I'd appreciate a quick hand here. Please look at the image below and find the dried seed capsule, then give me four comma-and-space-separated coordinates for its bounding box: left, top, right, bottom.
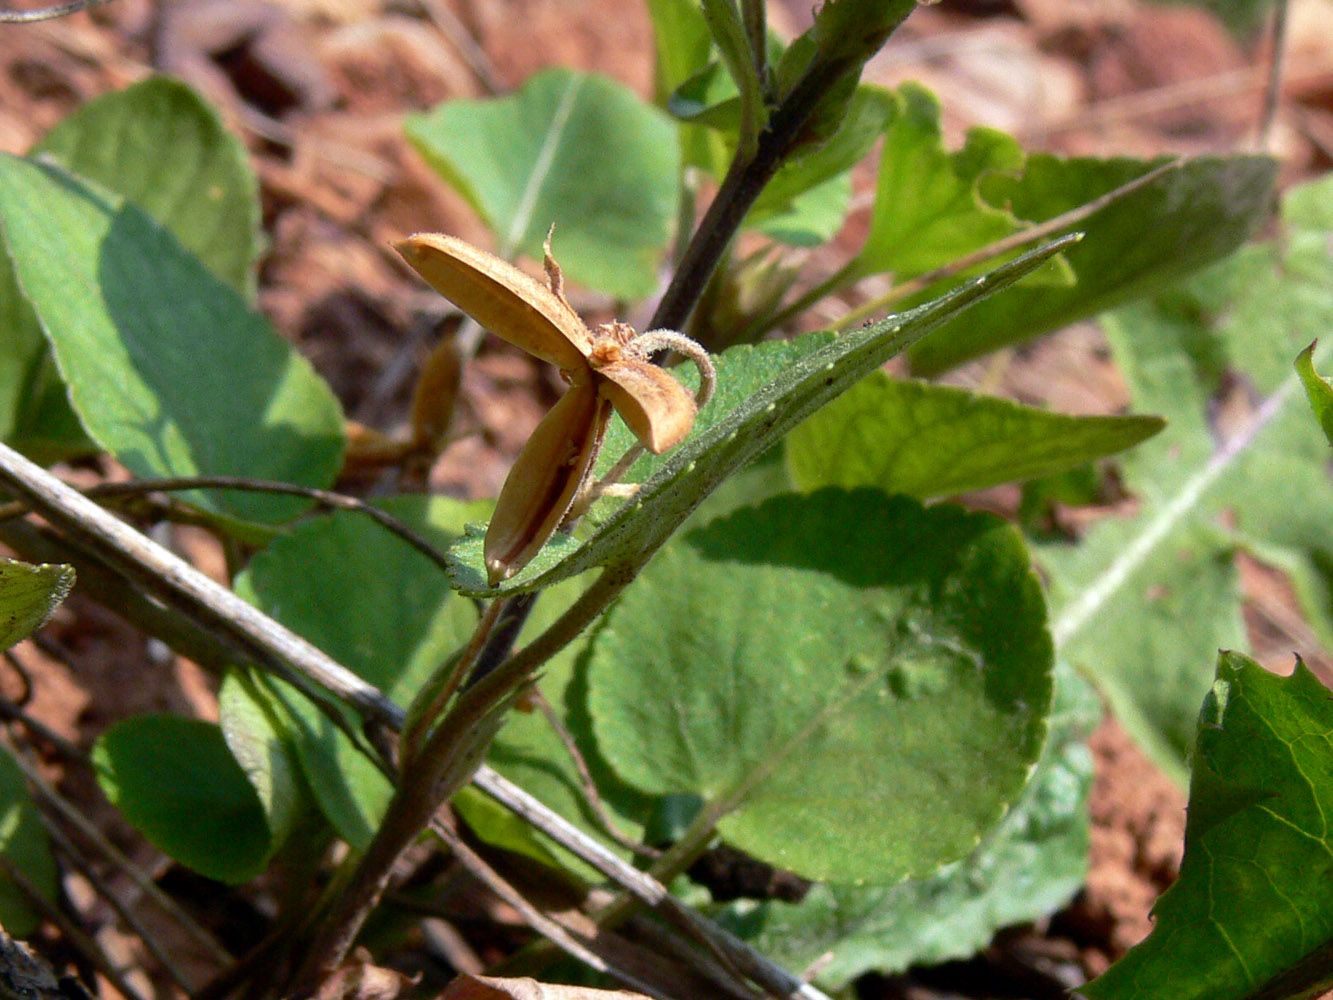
484, 383, 611, 585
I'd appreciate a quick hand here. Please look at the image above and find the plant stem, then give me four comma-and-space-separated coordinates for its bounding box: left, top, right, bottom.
291, 564, 636, 991
649, 55, 854, 334
0, 473, 455, 577
742, 0, 767, 94
402, 596, 509, 765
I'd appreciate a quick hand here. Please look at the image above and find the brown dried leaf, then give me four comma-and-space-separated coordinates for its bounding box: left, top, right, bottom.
314, 954, 416, 1000
440, 975, 652, 1000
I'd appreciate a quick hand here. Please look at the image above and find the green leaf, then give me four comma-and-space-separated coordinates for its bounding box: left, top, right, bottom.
0, 154, 345, 525
2, 77, 263, 460
721, 662, 1097, 985
234, 497, 482, 849
450, 330, 840, 595
446, 236, 1074, 596
786, 371, 1164, 499
0, 745, 58, 935
0, 557, 73, 650
588, 489, 1053, 883
218, 669, 309, 855
405, 68, 679, 300
93, 715, 271, 884
853, 83, 1026, 281
645, 0, 713, 105
910, 154, 1278, 374
800, 0, 916, 85
599, 330, 837, 484
699, 0, 765, 153
0, 246, 83, 459
749, 173, 851, 246
668, 62, 741, 130
746, 85, 895, 244
35, 76, 262, 298
1296, 341, 1333, 447
1042, 175, 1333, 784
1084, 652, 1333, 1000
646, 0, 731, 177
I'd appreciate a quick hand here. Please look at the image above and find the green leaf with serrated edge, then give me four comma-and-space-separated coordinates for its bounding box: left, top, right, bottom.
93, 716, 270, 884
599, 331, 837, 485
587, 488, 1052, 883
719, 661, 1097, 986
851, 82, 1026, 282
0, 744, 57, 935
218, 669, 309, 855
234, 496, 483, 849
910, 154, 1277, 374
0, 557, 72, 650
1041, 175, 1333, 785
786, 372, 1164, 500
445, 236, 1074, 596
35, 76, 262, 298
1296, 341, 1333, 447
0, 154, 344, 525
1084, 653, 1333, 1000
447, 331, 835, 594
405, 68, 678, 301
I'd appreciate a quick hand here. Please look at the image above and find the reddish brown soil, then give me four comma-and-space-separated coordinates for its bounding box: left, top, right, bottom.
2, 0, 1331, 997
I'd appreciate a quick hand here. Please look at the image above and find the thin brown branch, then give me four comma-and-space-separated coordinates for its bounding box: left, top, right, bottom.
0, 0, 115, 22
0, 442, 832, 1000
2, 734, 233, 965
527, 688, 660, 860
472, 769, 831, 1000
430, 818, 672, 999
0, 518, 246, 678
1258, 0, 1291, 151
0, 443, 401, 726
415, 0, 501, 94
0, 857, 148, 1000
42, 816, 202, 991
0, 473, 455, 579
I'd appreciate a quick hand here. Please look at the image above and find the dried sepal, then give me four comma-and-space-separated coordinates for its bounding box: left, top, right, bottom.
593, 357, 698, 454
395, 233, 592, 372
484, 382, 611, 585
